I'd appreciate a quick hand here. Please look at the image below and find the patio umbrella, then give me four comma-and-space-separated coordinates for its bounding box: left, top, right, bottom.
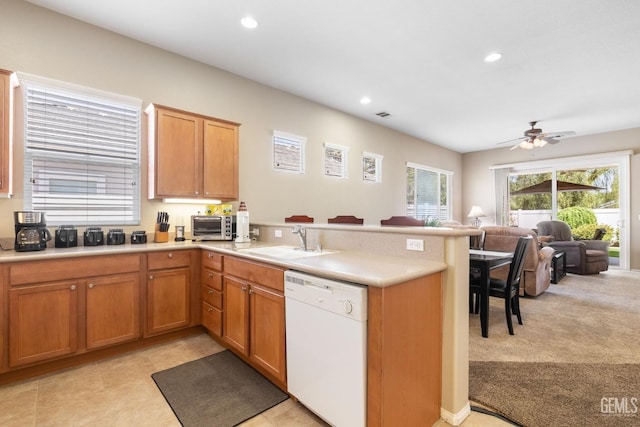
511, 179, 604, 195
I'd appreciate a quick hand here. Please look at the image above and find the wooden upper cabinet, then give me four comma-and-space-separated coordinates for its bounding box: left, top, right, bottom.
203, 119, 238, 199
146, 104, 240, 200
0, 69, 12, 195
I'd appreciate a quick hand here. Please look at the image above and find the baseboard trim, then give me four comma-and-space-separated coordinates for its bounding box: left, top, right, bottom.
440, 402, 471, 426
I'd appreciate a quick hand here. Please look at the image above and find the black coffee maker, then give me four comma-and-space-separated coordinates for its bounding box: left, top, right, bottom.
14, 211, 52, 252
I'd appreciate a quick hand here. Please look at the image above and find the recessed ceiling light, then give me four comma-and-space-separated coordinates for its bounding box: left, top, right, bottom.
484, 52, 502, 63
240, 16, 258, 29
360, 97, 371, 105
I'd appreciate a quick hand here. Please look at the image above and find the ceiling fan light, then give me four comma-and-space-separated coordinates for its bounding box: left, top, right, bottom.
539, 139, 548, 147
519, 141, 530, 149
533, 138, 543, 147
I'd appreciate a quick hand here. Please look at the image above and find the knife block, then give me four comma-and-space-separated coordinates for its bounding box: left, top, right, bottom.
154, 224, 169, 243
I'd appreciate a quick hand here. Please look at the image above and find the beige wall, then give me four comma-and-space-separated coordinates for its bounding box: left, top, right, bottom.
462, 128, 640, 269
0, 0, 462, 238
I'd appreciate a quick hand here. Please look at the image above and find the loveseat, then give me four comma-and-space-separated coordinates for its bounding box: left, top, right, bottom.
536, 220, 610, 275
480, 226, 555, 296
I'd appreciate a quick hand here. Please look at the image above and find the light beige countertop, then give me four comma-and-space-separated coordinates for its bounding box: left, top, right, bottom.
0, 240, 446, 288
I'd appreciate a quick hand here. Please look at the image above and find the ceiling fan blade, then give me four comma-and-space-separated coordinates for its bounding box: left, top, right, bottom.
497, 136, 526, 145
542, 137, 561, 145
509, 144, 521, 150
545, 130, 576, 139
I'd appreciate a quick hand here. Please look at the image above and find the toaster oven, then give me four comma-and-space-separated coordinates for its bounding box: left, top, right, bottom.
191, 215, 235, 241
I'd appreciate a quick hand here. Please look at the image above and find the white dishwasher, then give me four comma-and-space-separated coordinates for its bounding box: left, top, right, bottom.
284, 270, 367, 427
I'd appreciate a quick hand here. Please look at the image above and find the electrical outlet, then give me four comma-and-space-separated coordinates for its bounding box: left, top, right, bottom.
275, 229, 282, 238
406, 238, 424, 251
252, 228, 260, 236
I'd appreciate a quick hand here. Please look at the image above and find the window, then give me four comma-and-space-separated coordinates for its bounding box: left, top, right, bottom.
273, 130, 305, 173
362, 152, 383, 182
19, 73, 141, 225
406, 162, 452, 221
324, 142, 348, 178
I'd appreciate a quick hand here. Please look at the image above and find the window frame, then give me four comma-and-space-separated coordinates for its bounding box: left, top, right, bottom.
18, 72, 142, 226
406, 162, 452, 221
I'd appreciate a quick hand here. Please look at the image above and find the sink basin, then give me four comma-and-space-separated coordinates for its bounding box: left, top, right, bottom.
238, 245, 336, 260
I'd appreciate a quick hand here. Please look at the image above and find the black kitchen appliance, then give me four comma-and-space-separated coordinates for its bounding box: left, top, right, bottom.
14, 211, 52, 252
84, 227, 104, 246
55, 225, 78, 248
130, 230, 147, 244
107, 229, 125, 245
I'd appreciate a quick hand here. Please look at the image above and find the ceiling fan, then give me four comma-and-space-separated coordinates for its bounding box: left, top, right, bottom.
498, 121, 576, 150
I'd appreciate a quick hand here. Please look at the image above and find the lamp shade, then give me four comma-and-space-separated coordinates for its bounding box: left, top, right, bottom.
467, 206, 485, 218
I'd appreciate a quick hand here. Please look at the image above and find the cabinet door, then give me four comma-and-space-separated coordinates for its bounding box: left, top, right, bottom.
0, 70, 10, 194
9, 281, 78, 367
249, 284, 286, 384
146, 268, 191, 335
223, 276, 249, 355
155, 108, 202, 197
86, 274, 140, 350
203, 119, 238, 199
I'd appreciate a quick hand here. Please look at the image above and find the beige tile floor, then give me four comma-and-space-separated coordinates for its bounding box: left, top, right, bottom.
0, 333, 510, 426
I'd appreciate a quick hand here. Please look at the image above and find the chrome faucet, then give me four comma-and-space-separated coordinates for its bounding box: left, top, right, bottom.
292, 225, 307, 251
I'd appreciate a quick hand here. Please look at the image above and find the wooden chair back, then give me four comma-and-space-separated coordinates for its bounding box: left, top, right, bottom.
328, 215, 364, 225
284, 215, 314, 223
380, 216, 424, 226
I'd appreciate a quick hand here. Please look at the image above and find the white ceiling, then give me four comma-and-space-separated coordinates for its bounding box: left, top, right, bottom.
26, 0, 640, 153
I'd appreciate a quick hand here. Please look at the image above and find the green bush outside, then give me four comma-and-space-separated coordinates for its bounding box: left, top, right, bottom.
573, 223, 613, 242
558, 207, 597, 229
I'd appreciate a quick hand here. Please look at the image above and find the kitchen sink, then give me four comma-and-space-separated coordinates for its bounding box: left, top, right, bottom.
237, 245, 336, 259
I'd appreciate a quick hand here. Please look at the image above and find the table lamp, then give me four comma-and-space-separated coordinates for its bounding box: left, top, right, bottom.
467, 205, 485, 227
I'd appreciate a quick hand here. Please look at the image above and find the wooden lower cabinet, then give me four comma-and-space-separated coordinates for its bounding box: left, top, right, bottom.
223, 257, 286, 387
248, 283, 286, 383
86, 274, 140, 350
9, 272, 141, 368
201, 251, 223, 337
146, 267, 191, 335
9, 281, 79, 367
146, 250, 195, 336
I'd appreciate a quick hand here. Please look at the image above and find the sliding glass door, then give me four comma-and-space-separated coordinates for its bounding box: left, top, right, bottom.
495, 151, 630, 269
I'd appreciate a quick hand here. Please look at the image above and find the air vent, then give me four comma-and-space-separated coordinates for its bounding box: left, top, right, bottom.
375, 111, 390, 118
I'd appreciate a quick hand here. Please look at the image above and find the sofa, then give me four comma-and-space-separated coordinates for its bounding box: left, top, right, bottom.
536, 220, 610, 275
480, 226, 555, 296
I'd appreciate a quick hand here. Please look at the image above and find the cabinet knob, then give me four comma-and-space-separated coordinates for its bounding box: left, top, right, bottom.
149, 275, 154, 280
242, 286, 247, 292
208, 307, 213, 313
208, 289, 214, 295
208, 273, 214, 278
208, 253, 214, 259
249, 288, 253, 294
70, 285, 77, 291
88, 283, 95, 289
195, 191, 199, 195
167, 253, 173, 258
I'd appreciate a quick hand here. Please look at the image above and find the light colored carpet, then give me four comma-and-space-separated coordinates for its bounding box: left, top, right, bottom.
469, 269, 640, 364
468, 269, 640, 426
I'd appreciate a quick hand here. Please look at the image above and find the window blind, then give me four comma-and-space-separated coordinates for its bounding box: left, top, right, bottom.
406, 162, 452, 221
21, 76, 141, 226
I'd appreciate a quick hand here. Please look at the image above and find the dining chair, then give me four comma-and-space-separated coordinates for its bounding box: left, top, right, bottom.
284, 215, 314, 223
380, 216, 424, 226
328, 215, 364, 224
470, 236, 532, 335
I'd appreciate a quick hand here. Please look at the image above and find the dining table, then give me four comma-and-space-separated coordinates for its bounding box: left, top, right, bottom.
469, 249, 514, 338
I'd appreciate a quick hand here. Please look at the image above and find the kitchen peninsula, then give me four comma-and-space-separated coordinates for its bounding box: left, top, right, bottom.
0, 223, 477, 426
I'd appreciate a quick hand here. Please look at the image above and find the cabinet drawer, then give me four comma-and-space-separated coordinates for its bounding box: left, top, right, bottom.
148, 250, 191, 270
202, 250, 223, 271
202, 269, 222, 291
202, 302, 222, 336
9, 254, 141, 286
224, 256, 285, 292
202, 285, 222, 309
